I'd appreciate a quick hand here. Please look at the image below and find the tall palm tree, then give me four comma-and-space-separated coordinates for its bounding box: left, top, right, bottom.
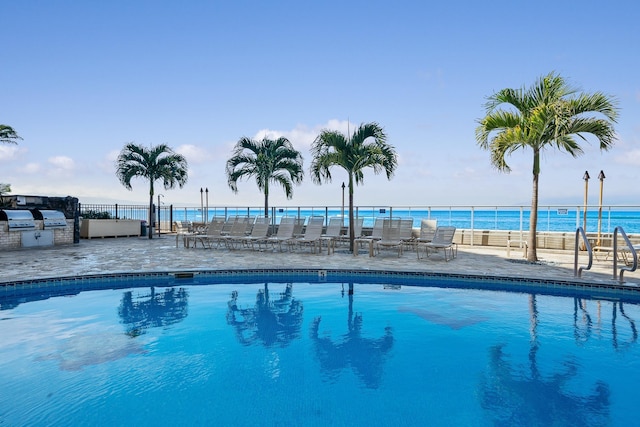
0, 125, 22, 144
476, 72, 618, 262
116, 143, 188, 239
310, 122, 397, 252
226, 136, 304, 217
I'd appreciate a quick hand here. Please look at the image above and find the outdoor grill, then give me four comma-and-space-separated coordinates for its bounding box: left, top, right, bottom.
0, 209, 36, 230
31, 209, 68, 228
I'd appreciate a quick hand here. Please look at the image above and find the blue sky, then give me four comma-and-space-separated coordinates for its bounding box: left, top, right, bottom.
2, 1, 639, 209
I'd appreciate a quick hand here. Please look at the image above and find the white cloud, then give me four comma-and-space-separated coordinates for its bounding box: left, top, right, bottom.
97, 150, 120, 173
48, 156, 75, 170
22, 162, 41, 174
47, 156, 76, 177
614, 149, 640, 166
175, 144, 211, 164
254, 119, 352, 152
0, 145, 26, 162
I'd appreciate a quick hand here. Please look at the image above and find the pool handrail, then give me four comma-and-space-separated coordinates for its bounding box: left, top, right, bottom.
613, 226, 638, 283
574, 227, 593, 278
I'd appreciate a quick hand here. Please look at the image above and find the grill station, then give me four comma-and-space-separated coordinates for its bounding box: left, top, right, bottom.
31, 209, 68, 229
0, 209, 36, 231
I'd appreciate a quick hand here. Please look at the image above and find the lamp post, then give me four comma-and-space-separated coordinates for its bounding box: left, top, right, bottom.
157, 194, 163, 237
205, 187, 209, 222
582, 171, 590, 231
341, 182, 345, 226
597, 170, 605, 246
200, 187, 204, 223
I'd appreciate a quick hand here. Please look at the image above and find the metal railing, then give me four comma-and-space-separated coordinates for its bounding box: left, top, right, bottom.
573, 227, 593, 278
78, 203, 640, 235
613, 227, 638, 283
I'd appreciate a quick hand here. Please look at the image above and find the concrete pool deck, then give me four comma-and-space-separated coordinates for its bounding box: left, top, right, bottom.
2, 233, 640, 287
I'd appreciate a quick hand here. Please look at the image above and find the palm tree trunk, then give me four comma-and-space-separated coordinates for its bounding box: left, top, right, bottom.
264, 183, 269, 218
527, 151, 540, 261
348, 174, 355, 252
148, 194, 154, 239
148, 180, 154, 240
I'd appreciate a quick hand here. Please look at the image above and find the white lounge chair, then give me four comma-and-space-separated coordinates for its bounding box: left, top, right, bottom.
414, 219, 437, 258
321, 216, 344, 254
418, 226, 457, 261
237, 217, 270, 250
354, 217, 385, 257
336, 217, 363, 246
188, 218, 226, 249
374, 218, 404, 257
262, 216, 296, 251
221, 216, 253, 249
294, 216, 325, 253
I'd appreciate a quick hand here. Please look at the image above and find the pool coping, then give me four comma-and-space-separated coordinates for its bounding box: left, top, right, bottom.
2, 268, 640, 303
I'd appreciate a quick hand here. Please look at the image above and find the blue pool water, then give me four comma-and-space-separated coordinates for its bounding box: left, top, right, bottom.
1, 273, 639, 426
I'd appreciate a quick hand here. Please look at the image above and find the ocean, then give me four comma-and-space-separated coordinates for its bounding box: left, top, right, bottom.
162, 206, 640, 234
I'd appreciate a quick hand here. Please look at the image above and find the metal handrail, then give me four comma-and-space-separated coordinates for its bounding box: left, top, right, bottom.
574, 227, 593, 278
613, 226, 638, 283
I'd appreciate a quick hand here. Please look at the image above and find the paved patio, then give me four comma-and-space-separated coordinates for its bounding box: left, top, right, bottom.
2, 234, 640, 287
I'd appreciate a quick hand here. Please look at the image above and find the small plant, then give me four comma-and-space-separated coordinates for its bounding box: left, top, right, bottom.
0, 183, 11, 208
82, 210, 113, 219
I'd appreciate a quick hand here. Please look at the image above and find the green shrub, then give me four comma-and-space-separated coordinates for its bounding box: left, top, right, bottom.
82, 210, 113, 219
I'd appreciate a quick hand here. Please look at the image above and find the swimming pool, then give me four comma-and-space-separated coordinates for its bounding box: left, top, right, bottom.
1, 270, 638, 426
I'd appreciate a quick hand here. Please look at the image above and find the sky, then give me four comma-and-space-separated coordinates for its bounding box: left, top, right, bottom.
2, 0, 640, 210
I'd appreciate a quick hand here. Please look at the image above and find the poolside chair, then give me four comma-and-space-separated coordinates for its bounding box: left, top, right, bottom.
414, 219, 437, 258
399, 218, 415, 252
262, 216, 296, 251
188, 218, 226, 248
335, 217, 362, 246
174, 220, 193, 248
292, 217, 306, 238
321, 216, 344, 254
236, 217, 270, 250
374, 218, 404, 257
418, 226, 457, 261
354, 217, 385, 257
294, 216, 325, 253
221, 216, 253, 249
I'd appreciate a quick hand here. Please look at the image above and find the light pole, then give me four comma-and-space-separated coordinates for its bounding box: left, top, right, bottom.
205, 187, 209, 222
200, 187, 204, 222
157, 194, 163, 237
597, 170, 605, 246
341, 182, 345, 225
582, 171, 590, 231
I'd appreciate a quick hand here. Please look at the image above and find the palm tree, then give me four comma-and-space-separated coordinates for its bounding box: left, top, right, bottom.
0, 125, 22, 144
310, 122, 397, 252
116, 143, 188, 239
476, 72, 618, 261
226, 136, 304, 217
1, 125, 21, 206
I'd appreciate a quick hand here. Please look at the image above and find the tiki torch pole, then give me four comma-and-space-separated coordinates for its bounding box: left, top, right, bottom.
582, 171, 590, 231
597, 171, 605, 247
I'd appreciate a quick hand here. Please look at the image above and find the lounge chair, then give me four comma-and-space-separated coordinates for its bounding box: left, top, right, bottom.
399, 218, 415, 251
236, 217, 270, 250
414, 219, 437, 258
321, 216, 344, 254
221, 216, 253, 249
354, 217, 385, 257
374, 218, 404, 257
292, 217, 306, 238
294, 216, 325, 253
418, 226, 457, 261
336, 217, 363, 246
262, 216, 296, 251
187, 218, 226, 248
174, 220, 193, 248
